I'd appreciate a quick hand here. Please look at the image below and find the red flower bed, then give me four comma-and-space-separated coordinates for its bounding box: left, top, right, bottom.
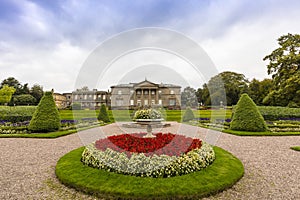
95, 133, 202, 157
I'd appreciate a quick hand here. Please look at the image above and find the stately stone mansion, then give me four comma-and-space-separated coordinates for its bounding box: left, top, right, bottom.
53, 80, 181, 110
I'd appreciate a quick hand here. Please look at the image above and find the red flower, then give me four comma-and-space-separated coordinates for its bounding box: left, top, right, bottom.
94, 133, 202, 157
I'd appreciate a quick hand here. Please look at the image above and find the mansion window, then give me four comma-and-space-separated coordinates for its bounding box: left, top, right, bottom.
170, 90, 174, 95
103, 95, 106, 100
151, 90, 155, 95
118, 90, 122, 95
130, 99, 134, 106
137, 90, 141, 95
144, 90, 149, 95
84, 95, 87, 100
137, 100, 141, 106
169, 99, 176, 106
158, 99, 162, 105
144, 99, 148, 105
94, 95, 96, 100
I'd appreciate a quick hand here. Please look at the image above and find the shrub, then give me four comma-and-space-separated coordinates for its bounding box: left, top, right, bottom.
28, 91, 61, 132
182, 107, 195, 122
97, 104, 110, 123
230, 94, 268, 132
133, 108, 162, 120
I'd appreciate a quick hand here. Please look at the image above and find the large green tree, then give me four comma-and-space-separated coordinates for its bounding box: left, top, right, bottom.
0, 77, 23, 95
248, 78, 273, 105
0, 85, 16, 105
30, 84, 44, 104
263, 33, 300, 107
181, 87, 198, 108
202, 71, 249, 106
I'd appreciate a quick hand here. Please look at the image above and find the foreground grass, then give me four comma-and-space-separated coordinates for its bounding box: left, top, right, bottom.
0, 125, 101, 138
55, 146, 244, 200
290, 146, 300, 151
223, 129, 300, 136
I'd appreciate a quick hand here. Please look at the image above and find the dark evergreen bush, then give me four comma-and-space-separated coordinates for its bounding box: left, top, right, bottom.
182, 107, 195, 122
28, 91, 61, 132
98, 104, 110, 123
230, 94, 268, 132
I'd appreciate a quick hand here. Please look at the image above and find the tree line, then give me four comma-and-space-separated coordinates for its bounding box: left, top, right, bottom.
181, 33, 300, 108
0, 77, 44, 106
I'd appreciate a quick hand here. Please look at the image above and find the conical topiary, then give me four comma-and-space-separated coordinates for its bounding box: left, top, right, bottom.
97, 104, 110, 123
230, 93, 268, 132
182, 107, 195, 122
28, 91, 61, 132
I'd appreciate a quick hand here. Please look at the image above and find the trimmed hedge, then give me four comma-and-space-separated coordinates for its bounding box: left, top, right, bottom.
182, 107, 195, 122
230, 94, 268, 132
258, 106, 300, 120
28, 91, 61, 132
97, 104, 110, 123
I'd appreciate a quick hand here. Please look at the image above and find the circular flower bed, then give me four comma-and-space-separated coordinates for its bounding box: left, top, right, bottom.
81, 133, 215, 178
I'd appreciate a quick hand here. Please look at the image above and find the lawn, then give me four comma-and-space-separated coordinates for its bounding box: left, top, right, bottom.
56, 146, 244, 199
59, 109, 232, 122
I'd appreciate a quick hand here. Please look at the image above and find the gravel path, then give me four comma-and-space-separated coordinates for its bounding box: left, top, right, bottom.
0, 123, 299, 200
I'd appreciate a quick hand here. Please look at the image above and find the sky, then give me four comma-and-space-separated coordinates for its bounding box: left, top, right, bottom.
1, 0, 300, 93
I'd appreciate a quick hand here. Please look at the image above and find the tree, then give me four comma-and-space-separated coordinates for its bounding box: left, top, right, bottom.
0, 77, 23, 95
28, 91, 61, 132
248, 79, 273, 105
263, 33, 300, 106
181, 87, 198, 108
0, 85, 16, 105
182, 107, 195, 122
230, 94, 268, 132
14, 94, 36, 105
30, 84, 44, 104
203, 71, 249, 106
97, 104, 110, 123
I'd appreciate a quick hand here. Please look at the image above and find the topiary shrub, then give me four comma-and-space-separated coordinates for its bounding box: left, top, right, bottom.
97, 104, 110, 123
230, 93, 268, 132
182, 107, 195, 122
28, 91, 61, 132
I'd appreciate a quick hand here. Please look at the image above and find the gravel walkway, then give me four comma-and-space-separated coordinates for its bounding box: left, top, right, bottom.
0, 123, 299, 200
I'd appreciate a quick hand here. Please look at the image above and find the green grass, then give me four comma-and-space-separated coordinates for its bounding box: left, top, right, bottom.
55, 146, 244, 200
0, 125, 100, 138
59, 109, 232, 122
290, 146, 300, 151
223, 129, 300, 136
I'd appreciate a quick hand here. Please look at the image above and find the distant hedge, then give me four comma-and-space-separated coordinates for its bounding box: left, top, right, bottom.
28, 92, 61, 132
258, 106, 300, 120
0, 106, 36, 122
230, 94, 268, 132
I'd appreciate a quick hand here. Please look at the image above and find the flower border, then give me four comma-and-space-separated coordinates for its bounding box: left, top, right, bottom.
81, 141, 215, 178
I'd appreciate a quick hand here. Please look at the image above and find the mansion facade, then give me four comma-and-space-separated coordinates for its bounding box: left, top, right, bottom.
53, 80, 181, 110
110, 80, 181, 110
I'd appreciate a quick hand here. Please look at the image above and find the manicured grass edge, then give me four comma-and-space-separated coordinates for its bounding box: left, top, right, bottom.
290, 146, 300, 151
0, 124, 102, 138
55, 146, 244, 200
223, 129, 300, 136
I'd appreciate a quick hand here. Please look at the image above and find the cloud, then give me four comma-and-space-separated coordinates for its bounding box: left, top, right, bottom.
1, 0, 300, 92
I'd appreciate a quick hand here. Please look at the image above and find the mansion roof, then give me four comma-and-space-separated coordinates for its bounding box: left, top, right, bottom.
111, 80, 181, 89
